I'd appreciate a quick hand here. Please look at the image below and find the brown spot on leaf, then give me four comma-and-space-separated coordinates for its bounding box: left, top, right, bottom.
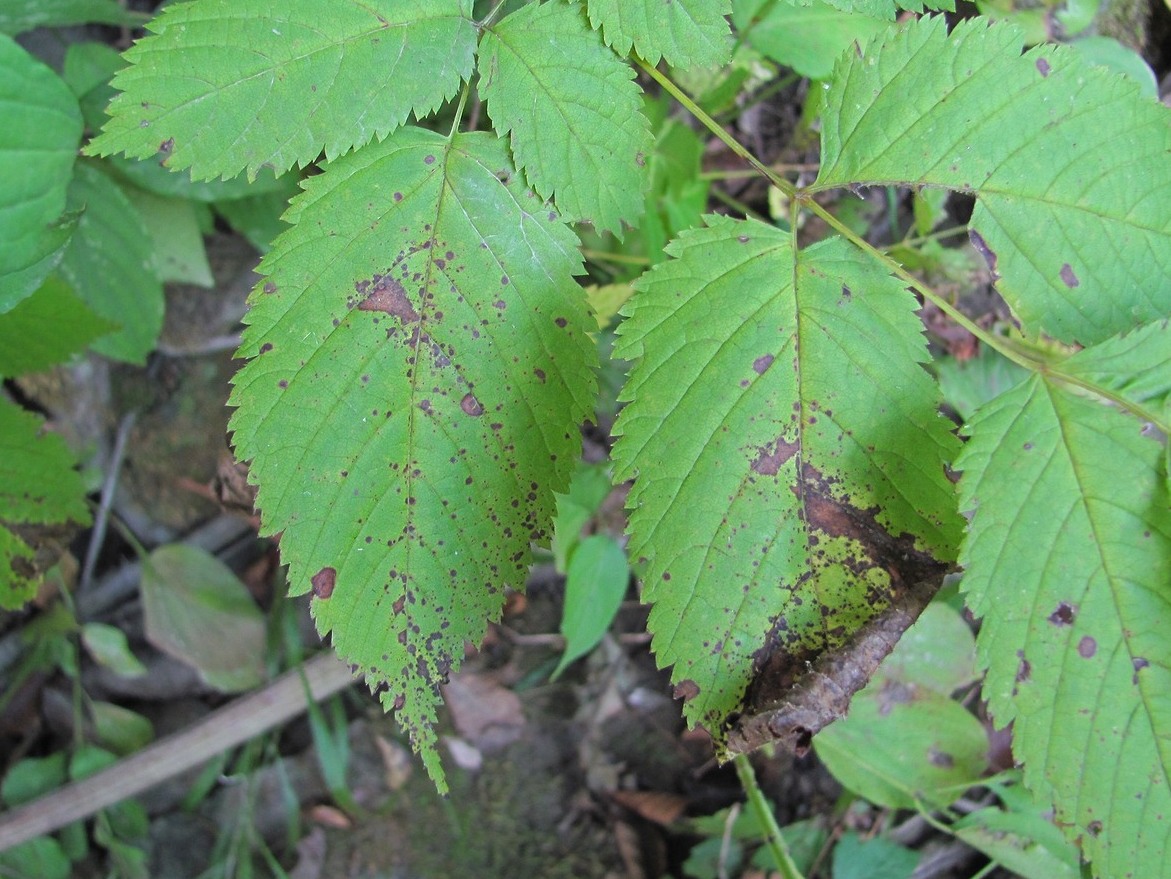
263, 282, 277, 294
673, 680, 699, 701
1036, 57, 1051, 77
1060, 263, 1080, 287
1087, 820, 1103, 838
751, 436, 798, 476
159, 137, 174, 153
969, 229, 998, 278
1133, 657, 1149, 684
1048, 602, 1076, 626
927, 747, 955, 768
259, 342, 273, 354
357, 276, 419, 324
1078, 636, 1097, 658
311, 567, 336, 599
1016, 651, 1032, 683
460, 393, 484, 416
753, 354, 774, 375
555, 317, 567, 328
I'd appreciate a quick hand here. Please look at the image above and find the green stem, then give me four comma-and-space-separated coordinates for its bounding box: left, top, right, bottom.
733, 754, 805, 879
448, 81, 471, 139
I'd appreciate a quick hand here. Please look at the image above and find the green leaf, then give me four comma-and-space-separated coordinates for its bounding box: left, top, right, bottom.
816, 16, 1171, 345
0, 276, 118, 376
228, 127, 597, 790
814, 603, 987, 810
552, 534, 629, 679
831, 833, 918, 879
1056, 320, 1171, 421
1, 754, 67, 806
480, 0, 652, 234
612, 215, 962, 736
140, 545, 268, 693
733, 0, 888, 80
81, 622, 149, 678
0, 838, 71, 879
957, 374, 1171, 878
214, 173, 303, 253
0, 399, 90, 609
0, 0, 142, 35
0, 34, 83, 310
583, 0, 732, 68
795, 0, 954, 19
89, 701, 154, 755
88, 0, 477, 180
126, 188, 214, 286
956, 783, 1082, 879
934, 348, 1031, 423
551, 461, 614, 573
1070, 36, 1158, 100
56, 163, 164, 363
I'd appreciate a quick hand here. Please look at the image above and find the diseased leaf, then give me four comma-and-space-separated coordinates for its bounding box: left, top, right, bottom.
816, 16, 1171, 345
0, 35, 83, 311
733, 0, 887, 80
0, 277, 117, 376
88, 0, 477, 180
480, 0, 652, 234
56, 163, 163, 363
0, 399, 90, 609
612, 215, 962, 739
229, 127, 596, 790
957, 374, 1171, 878
583, 0, 732, 68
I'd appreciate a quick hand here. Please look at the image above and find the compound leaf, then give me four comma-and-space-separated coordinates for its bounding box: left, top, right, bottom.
229, 127, 596, 789
0, 399, 90, 609
816, 16, 1171, 346
88, 0, 477, 180
583, 0, 732, 68
612, 215, 962, 736
0, 35, 82, 311
957, 373, 1171, 878
1057, 320, 1171, 423
480, 0, 652, 235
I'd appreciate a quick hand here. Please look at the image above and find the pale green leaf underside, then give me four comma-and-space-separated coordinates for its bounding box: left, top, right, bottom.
584, 0, 732, 68
229, 127, 596, 788
89, 0, 477, 180
0, 35, 82, 308
958, 375, 1171, 878
612, 215, 962, 734
817, 16, 1171, 346
733, 0, 887, 80
480, 0, 652, 235
56, 164, 163, 364
0, 399, 90, 608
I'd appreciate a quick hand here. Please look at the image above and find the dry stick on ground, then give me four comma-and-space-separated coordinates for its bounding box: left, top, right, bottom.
0, 651, 358, 851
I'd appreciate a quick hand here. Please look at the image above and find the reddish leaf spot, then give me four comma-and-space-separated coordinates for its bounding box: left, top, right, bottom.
969, 229, 999, 278
159, 137, 174, 153
460, 393, 484, 416
1015, 652, 1032, 683
753, 354, 775, 375
1060, 263, 1080, 287
263, 282, 277, 294
311, 567, 336, 599
1048, 602, 1076, 626
393, 191, 403, 202
392, 693, 406, 711
424, 154, 435, 165
555, 317, 567, 328
673, 679, 699, 700
751, 436, 798, 476
278, 379, 288, 389
1087, 821, 1103, 838
259, 343, 273, 354
1078, 636, 1097, 658
533, 368, 546, 383
356, 275, 420, 324
1036, 57, 1051, 77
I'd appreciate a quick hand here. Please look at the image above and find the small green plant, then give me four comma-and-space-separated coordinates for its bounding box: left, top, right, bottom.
4, 0, 1168, 876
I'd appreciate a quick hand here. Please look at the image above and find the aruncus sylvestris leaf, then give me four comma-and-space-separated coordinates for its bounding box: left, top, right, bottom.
816, 16, 1171, 345
612, 215, 962, 739
229, 127, 596, 789
479, 0, 653, 235
88, 0, 478, 180
583, 0, 733, 69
